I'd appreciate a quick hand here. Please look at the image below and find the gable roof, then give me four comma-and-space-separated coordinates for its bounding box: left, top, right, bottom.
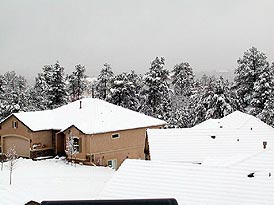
6, 98, 166, 134
147, 111, 274, 163
100, 159, 274, 205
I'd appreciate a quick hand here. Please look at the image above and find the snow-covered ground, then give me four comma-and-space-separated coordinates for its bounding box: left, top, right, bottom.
0, 158, 115, 205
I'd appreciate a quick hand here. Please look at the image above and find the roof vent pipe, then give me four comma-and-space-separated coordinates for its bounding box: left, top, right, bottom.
80, 100, 82, 109
263, 141, 267, 149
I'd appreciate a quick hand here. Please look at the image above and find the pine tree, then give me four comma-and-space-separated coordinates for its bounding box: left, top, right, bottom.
0, 71, 29, 119
234, 47, 270, 112
168, 62, 195, 128
28, 73, 51, 111
249, 65, 273, 116
109, 71, 142, 111
171, 62, 194, 96
192, 76, 240, 125
84, 77, 97, 98
95, 63, 114, 100
141, 57, 171, 120
48, 62, 68, 108
32, 61, 68, 110
67, 64, 87, 101
257, 62, 274, 127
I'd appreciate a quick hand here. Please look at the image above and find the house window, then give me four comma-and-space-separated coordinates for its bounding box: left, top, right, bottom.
107, 159, 117, 169
12, 121, 18, 129
73, 137, 82, 153
111, 133, 120, 139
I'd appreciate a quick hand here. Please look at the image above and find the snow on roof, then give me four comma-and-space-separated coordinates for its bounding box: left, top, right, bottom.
12, 98, 166, 134
231, 149, 274, 173
194, 111, 273, 131
148, 128, 274, 163
147, 111, 274, 164
100, 159, 274, 205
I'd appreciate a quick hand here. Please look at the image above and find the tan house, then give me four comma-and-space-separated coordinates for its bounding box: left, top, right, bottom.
0, 98, 166, 169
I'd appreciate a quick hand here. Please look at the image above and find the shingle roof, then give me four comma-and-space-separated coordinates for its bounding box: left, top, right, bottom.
100, 159, 274, 205
10, 98, 166, 134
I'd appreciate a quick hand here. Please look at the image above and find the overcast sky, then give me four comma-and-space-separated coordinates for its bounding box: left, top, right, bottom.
0, 0, 273, 82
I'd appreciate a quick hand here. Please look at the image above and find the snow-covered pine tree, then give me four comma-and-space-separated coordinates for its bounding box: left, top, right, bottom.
48, 62, 68, 108
171, 62, 194, 96
192, 76, 239, 125
234, 47, 270, 113
84, 77, 97, 98
95, 63, 114, 100
126, 71, 144, 111
6, 145, 18, 185
168, 62, 195, 128
141, 57, 171, 121
0, 71, 29, 119
258, 97, 274, 127
249, 64, 273, 116
32, 61, 68, 110
257, 62, 274, 127
109, 71, 142, 111
27, 73, 51, 111
67, 64, 87, 101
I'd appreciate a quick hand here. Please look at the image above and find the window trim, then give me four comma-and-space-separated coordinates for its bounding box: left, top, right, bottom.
12, 121, 18, 129
111, 133, 120, 139
107, 159, 117, 169
72, 136, 82, 153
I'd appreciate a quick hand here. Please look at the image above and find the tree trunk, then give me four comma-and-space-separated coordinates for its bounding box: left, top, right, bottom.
10, 168, 12, 185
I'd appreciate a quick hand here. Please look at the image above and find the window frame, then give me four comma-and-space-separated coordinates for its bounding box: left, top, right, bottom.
72, 137, 82, 153
111, 133, 120, 139
12, 121, 18, 129
107, 159, 117, 169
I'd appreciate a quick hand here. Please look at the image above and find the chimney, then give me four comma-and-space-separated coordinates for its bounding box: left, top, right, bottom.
80, 100, 82, 109
263, 141, 267, 149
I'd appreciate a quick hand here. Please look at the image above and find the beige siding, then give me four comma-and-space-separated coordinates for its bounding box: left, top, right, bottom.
3, 135, 29, 157
0, 115, 54, 158
63, 127, 87, 160
0, 116, 32, 139
30, 130, 53, 150
63, 125, 163, 168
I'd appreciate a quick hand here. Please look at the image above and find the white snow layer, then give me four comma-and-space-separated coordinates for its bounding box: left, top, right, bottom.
147, 111, 274, 163
13, 98, 166, 134
0, 158, 115, 205
100, 159, 274, 205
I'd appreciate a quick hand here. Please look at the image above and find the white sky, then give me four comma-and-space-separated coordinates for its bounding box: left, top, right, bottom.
0, 0, 273, 82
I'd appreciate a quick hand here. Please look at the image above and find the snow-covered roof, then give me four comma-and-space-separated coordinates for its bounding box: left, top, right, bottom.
100, 159, 274, 205
147, 111, 274, 163
193, 111, 274, 131
10, 98, 166, 134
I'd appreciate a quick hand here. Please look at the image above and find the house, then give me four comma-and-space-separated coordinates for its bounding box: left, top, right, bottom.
0, 98, 166, 169
99, 156, 274, 205
146, 111, 274, 164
